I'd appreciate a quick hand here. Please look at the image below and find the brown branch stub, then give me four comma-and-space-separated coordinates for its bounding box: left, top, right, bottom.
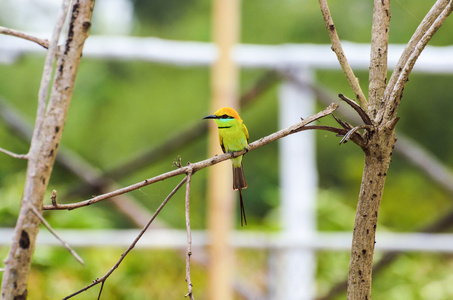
317, 0, 368, 111
173, 155, 183, 168
51, 190, 58, 206
0, 26, 50, 49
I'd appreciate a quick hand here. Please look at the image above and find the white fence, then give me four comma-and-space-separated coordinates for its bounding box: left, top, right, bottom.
1, 35, 453, 299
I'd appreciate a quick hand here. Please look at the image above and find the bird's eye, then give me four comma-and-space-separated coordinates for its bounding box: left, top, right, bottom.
221, 114, 229, 119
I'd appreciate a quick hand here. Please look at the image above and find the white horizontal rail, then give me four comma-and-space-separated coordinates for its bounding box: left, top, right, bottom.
1, 228, 453, 252
1, 35, 453, 73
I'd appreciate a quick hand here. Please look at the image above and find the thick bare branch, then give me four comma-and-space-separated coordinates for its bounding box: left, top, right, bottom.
43, 103, 338, 211
368, 0, 391, 119
317, 0, 368, 111
1, 0, 95, 298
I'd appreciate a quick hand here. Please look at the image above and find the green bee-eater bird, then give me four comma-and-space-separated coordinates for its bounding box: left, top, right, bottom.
203, 107, 249, 226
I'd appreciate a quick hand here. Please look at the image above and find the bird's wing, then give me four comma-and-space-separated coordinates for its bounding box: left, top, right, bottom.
219, 133, 226, 153
242, 123, 250, 144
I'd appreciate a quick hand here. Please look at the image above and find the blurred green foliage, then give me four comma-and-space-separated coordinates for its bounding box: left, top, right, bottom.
1, 0, 453, 299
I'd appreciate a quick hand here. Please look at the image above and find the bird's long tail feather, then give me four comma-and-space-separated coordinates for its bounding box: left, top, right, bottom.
239, 189, 247, 227
233, 164, 247, 190
233, 164, 247, 226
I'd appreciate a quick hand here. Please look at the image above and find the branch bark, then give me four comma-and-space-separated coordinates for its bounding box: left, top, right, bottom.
1, 0, 95, 298
368, 0, 391, 119
318, 0, 368, 111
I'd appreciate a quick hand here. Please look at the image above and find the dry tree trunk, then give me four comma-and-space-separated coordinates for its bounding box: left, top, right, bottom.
1, 1, 95, 299
345, 0, 453, 299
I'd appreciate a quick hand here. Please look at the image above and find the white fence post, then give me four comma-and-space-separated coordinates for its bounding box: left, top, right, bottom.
274, 67, 317, 300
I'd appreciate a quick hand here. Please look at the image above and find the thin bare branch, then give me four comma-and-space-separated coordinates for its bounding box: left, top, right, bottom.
386, 0, 452, 96
43, 103, 338, 211
184, 168, 195, 300
62, 176, 188, 300
379, 0, 453, 124
29, 204, 84, 266
317, 0, 368, 111
0, 26, 49, 49
0, 147, 28, 159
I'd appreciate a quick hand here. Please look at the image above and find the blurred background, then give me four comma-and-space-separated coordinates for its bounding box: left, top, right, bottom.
1, 0, 453, 299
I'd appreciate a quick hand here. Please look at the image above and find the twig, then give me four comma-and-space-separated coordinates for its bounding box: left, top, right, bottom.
29, 204, 84, 266
62, 176, 188, 300
339, 125, 372, 145
0, 147, 28, 159
43, 103, 338, 211
317, 0, 368, 111
338, 94, 373, 125
0, 26, 50, 49
184, 168, 195, 300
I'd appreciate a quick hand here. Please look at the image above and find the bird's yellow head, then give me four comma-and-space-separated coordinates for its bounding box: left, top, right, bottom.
203, 107, 243, 127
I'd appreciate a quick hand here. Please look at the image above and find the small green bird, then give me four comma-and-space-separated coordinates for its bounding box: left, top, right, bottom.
203, 107, 249, 226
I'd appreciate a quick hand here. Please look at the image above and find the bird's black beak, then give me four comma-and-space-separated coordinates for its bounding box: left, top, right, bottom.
203, 114, 217, 120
